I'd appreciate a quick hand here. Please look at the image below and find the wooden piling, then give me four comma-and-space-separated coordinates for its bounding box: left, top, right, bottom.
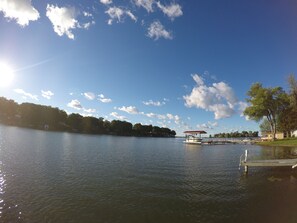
244, 150, 248, 173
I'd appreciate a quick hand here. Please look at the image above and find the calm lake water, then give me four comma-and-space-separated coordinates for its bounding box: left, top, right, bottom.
1, 125, 297, 223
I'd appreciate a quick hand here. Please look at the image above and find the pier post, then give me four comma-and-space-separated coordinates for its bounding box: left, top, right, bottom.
244, 150, 248, 174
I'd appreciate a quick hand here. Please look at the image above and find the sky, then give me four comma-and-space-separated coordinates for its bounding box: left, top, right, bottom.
0, 0, 297, 136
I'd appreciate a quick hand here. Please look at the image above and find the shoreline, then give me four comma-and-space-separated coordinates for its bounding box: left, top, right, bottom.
256, 138, 297, 147
0, 123, 176, 138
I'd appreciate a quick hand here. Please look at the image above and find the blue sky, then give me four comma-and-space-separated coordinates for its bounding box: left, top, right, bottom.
0, 0, 297, 135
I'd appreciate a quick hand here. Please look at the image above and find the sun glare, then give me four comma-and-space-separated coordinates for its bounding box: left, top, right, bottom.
0, 62, 14, 87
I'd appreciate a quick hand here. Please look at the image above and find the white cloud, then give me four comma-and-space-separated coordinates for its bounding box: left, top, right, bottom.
46, 5, 94, 39
134, 0, 154, 13
79, 11, 95, 29
98, 94, 112, 103
67, 99, 83, 110
145, 112, 156, 118
237, 101, 250, 120
80, 21, 94, 29
167, 114, 181, 124
213, 82, 237, 105
112, 104, 183, 128
192, 74, 204, 86
117, 106, 139, 114
126, 10, 137, 22
183, 74, 239, 119
143, 112, 180, 124
84, 92, 96, 100
105, 7, 123, 25
142, 99, 165, 106
166, 113, 174, 120
83, 11, 92, 17
110, 112, 127, 121
209, 121, 218, 127
0, 0, 40, 26
83, 108, 96, 113
197, 121, 218, 130
157, 121, 167, 128
100, 0, 112, 5
41, 90, 54, 99
156, 2, 183, 20
174, 116, 181, 124
67, 99, 96, 113
197, 123, 210, 129
238, 101, 248, 116
105, 7, 137, 25
46, 5, 78, 39
141, 19, 145, 26
80, 113, 95, 117
147, 20, 172, 40
157, 114, 166, 120
14, 88, 38, 100
100, 98, 112, 103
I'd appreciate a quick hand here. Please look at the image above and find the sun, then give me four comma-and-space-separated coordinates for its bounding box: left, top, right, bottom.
0, 62, 14, 87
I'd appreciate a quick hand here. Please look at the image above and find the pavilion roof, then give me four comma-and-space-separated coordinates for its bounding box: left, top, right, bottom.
183, 130, 207, 134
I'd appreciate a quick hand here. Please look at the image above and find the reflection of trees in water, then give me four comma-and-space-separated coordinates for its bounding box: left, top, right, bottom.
260, 146, 297, 159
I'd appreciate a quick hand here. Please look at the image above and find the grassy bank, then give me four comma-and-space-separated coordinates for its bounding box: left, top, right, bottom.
257, 138, 297, 147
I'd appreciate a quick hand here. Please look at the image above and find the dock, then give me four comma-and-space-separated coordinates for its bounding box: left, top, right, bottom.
183, 130, 256, 145
239, 150, 297, 173
202, 139, 253, 145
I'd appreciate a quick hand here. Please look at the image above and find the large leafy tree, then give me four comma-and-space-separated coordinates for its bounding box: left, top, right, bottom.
259, 118, 272, 133
288, 74, 297, 108
288, 75, 297, 127
244, 83, 289, 140
278, 74, 297, 134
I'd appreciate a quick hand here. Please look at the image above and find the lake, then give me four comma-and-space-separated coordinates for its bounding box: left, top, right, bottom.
1, 125, 297, 223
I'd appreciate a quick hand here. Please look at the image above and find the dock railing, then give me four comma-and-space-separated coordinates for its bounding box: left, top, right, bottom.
239, 149, 297, 174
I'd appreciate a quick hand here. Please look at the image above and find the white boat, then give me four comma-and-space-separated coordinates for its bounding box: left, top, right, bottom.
184, 130, 207, 144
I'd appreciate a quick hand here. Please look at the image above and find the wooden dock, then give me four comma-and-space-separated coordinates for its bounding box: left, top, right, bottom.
239, 150, 297, 173
201, 139, 254, 145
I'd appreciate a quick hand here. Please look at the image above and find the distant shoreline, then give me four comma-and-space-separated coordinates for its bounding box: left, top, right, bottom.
0, 96, 176, 138
0, 123, 176, 138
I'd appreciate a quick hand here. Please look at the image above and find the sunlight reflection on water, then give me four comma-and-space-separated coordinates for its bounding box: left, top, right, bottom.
0, 161, 6, 220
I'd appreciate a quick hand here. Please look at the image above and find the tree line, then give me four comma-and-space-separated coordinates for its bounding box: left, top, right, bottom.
244, 74, 297, 140
213, 131, 259, 138
0, 97, 176, 137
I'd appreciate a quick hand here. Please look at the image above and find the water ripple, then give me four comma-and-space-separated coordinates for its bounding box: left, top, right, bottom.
0, 126, 297, 222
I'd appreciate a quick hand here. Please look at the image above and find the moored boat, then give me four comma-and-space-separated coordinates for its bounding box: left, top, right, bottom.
184, 130, 207, 144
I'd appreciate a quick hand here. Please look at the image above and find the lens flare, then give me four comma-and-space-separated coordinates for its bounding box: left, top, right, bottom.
0, 62, 14, 87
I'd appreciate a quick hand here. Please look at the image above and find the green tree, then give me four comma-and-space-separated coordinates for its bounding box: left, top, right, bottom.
241, 131, 248, 137
103, 120, 111, 134
260, 118, 272, 133
277, 75, 297, 135
244, 83, 289, 140
288, 74, 297, 108
82, 116, 101, 134
110, 120, 133, 136
286, 74, 297, 131
152, 126, 163, 137
67, 113, 83, 132
0, 97, 18, 124
133, 123, 153, 136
